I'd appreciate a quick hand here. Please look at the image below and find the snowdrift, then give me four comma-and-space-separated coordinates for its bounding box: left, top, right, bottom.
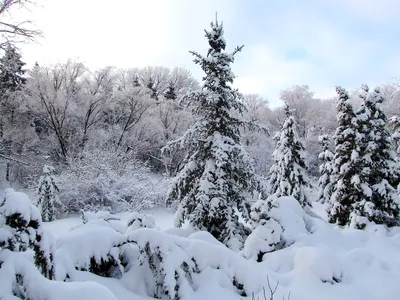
3, 191, 400, 300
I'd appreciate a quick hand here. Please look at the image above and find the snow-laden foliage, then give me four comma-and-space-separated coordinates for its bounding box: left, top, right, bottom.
55, 211, 269, 299
0, 251, 117, 300
316, 134, 334, 203
268, 105, 310, 208
125, 211, 156, 232
246, 198, 282, 261
246, 196, 316, 262
162, 19, 264, 249
351, 86, 400, 228
58, 147, 168, 214
327, 87, 359, 226
37, 165, 59, 222
0, 189, 59, 299
10, 197, 400, 300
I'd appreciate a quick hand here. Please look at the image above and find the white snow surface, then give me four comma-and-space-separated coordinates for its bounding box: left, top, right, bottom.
5, 195, 400, 300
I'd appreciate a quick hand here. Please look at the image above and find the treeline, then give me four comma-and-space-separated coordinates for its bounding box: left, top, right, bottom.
1, 43, 400, 214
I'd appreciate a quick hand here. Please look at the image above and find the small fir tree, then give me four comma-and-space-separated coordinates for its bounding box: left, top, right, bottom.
316, 134, 334, 203
162, 18, 264, 250
0, 44, 26, 94
164, 81, 177, 101
37, 165, 59, 222
327, 87, 359, 225
351, 87, 400, 228
267, 104, 310, 208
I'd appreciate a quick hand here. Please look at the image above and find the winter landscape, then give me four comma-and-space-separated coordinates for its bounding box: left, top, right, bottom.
2, 1, 400, 299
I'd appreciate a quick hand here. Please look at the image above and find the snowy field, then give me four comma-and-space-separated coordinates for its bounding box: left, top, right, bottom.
35, 202, 400, 300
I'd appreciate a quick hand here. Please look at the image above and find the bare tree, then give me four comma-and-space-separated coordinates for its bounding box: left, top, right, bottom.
0, 0, 42, 49
113, 72, 155, 148
26, 60, 86, 159
280, 85, 317, 138
79, 66, 115, 148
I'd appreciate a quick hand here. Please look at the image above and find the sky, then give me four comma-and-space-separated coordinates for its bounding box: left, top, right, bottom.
14, 0, 400, 107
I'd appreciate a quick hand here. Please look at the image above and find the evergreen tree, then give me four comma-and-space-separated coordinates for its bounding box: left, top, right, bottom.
164, 81, 177, 101
37, 165, 59, 222
162, 18, 263, 250
327, 87, 359, 225
0, 44, 26, 181
0, 44, 26, 94
0, 189, 55, 280
316, 134, 334, 203
267, 104, 310, 208
147, 77, 158, 100
351, 87, 400, 228
133, 75, 141, 87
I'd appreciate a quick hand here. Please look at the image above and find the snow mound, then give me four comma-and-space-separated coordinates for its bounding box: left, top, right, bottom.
269, 196, 314, 245
293, 246, 342, 284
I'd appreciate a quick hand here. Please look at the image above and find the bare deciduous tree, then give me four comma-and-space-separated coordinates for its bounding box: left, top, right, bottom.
0, 0, 42, 49
26, 60, 86, 159
79, 66, 115, 148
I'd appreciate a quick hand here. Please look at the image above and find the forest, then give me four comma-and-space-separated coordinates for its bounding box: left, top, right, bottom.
1, 1, 400, 300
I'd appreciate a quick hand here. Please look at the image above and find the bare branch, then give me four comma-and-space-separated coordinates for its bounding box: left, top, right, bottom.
0, 0, 42, 48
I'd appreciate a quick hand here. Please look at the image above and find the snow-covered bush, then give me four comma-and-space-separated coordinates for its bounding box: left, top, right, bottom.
246, 199, 283, 261
55, 211, 270, 299
80, 210, 121, 224
57, 219, 126, 278
125, 212, 156, 232
58, 147, 168, 214
246, 196, 316, 262
0, 189, 80, 299
0, 250, 117, 300
0, 189, 55, 279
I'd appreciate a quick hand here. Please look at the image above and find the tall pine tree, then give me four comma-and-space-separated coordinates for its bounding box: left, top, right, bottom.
351, 87, 400, 228
162, 18, 263, 250
0, 44, 26, 181
316, 134, 334, 203
267, 104, 310, 208
37, 165, 59, 222
327, 87, 359, 225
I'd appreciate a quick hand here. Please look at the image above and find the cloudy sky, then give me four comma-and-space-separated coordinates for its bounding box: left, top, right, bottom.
17, 0, 400, 107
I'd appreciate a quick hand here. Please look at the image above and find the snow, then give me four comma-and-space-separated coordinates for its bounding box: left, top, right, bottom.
0, 188, 41, 223
4, 192, 400, 300
0, 250, 117, 300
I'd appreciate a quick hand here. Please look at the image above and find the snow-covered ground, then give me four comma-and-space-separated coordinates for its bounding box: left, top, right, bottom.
37, 202, 400, 300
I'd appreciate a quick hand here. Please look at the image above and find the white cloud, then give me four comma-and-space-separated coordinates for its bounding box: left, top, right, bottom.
14, 0, 400, 108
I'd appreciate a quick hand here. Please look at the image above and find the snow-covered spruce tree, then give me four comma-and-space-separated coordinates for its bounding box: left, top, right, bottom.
162, 18, 264, 250
351, 87, 400, 228
267, 104, 310, 208
0, 44, 26, 93
0, 189, 55, 280
0, 44, 27, 182
327, 87, 359, 226
316, 134, 334, 203
37, 165, 59, 222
